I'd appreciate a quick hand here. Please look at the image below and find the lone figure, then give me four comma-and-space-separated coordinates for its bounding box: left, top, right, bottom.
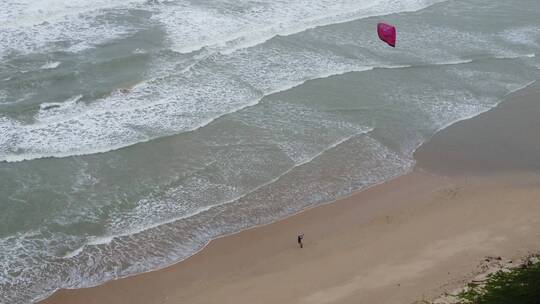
297, 233, 304, 248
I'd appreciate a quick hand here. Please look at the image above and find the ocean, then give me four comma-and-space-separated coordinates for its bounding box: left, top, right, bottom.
0, 0, 539, 302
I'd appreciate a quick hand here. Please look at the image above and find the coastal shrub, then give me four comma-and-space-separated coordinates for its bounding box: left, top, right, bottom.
458, 261, 540, 304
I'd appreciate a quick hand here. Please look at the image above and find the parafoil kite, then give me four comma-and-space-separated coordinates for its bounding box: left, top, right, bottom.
377, 23, 396, 47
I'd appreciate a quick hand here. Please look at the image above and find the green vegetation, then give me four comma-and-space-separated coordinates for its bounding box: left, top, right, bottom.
458, 260, 540, 304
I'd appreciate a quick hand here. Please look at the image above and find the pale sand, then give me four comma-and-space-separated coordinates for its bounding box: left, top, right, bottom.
42, 83, 540, 304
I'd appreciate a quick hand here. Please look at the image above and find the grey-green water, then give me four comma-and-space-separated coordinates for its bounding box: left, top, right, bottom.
0, 0, 539, 302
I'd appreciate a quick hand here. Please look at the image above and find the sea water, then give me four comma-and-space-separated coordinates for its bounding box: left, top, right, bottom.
0, 0, 539, 302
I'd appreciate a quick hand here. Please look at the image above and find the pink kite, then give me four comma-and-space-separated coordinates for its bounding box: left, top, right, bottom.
377, 23, 396, 47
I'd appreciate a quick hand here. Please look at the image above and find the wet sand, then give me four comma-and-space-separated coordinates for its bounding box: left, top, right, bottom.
41, 82, 540, 304
415, 82, 540, 175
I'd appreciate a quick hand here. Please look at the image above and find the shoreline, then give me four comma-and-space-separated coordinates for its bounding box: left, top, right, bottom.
41, 81, 540, 304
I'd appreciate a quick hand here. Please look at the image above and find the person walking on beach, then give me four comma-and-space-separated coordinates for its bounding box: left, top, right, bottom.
297, 233, 304, 248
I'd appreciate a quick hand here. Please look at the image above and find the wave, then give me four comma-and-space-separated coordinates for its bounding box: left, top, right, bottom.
39, 95, 82, 111
499, 27, 540, 47
161, 0, 452, 55
39, 61, 61, 70
0, 1, 141, 59
0, 64, 370, 163
1, 0, 504, 163
2, 52, 535, 163
0, 63, 428, 163
60, 127, 372, 259
0, 0, 450, 59
494, 53, 536, 59
0, 0, 147, 29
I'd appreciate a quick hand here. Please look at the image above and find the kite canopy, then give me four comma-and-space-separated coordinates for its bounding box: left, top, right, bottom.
377, 23, 396, 47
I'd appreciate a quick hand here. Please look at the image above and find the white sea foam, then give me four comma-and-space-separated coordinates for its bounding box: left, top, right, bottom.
0, 14, 133, 58
39, 94, 82, 113
492, 53, 536, 60
39, 61, 61, 69
0, 0, 147, 29
133, 48, 147, 54
500, 27, 540, 47
62, 246, 85, 259
0, 0, 146, 58
0, 0, 450, 58
156, 0, 451, 55
59, 124, 373, 260
0, 90, 6, 102
0, 48, 370, 163
2, 51, 533, 163
0, 0, 456, 160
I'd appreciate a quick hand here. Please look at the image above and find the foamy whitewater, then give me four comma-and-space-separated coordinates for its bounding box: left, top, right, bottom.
0, 0, 539, 302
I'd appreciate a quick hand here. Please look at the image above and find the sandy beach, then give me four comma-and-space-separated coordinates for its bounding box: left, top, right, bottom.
41, 83, 540, 304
